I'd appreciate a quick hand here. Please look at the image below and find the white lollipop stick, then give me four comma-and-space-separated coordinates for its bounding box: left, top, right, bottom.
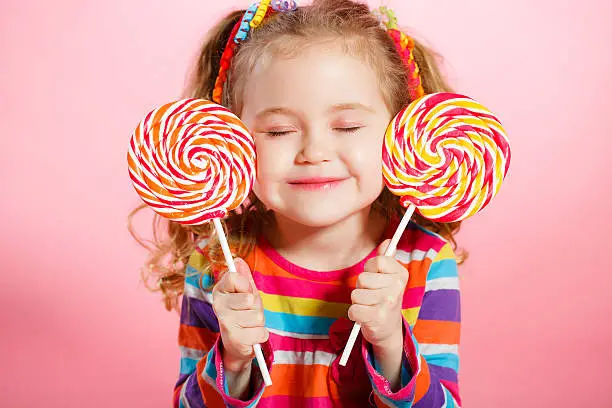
213, 218, 273, 387
339, 204, 416, 366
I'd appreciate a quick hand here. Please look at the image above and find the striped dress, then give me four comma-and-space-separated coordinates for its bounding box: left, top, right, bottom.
174, 221, 461, 407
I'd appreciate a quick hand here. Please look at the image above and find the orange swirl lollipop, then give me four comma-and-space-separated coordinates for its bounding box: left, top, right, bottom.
128, 99, 255, 225
127, 99, 272, 386
340, 92, 511, 366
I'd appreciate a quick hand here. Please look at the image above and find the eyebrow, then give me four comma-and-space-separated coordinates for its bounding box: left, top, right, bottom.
254, 103, 375, 120
328, 103, 376, 114
255, 107, 295, 120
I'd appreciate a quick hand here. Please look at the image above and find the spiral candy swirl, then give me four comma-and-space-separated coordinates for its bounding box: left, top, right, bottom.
383, 92, 511, 222
127, 99, 256, 225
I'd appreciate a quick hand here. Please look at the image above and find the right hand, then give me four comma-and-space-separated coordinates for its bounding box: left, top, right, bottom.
212, 257, 268, 373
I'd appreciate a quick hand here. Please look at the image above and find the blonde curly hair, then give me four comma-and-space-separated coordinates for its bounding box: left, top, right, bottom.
128, 0, 465, 313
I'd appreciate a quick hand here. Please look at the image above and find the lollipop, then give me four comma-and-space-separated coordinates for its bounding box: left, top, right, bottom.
128, 99, 272, 386
340, 92, 511, 366
127, 99, 255, 225
382, 92, 511, 223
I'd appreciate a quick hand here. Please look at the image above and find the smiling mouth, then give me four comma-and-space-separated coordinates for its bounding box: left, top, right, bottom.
288, 177, 348, 191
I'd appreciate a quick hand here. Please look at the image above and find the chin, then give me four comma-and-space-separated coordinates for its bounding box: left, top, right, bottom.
288, 214, 346, 228
256, 189, 383, 228
279, 205, 366, 228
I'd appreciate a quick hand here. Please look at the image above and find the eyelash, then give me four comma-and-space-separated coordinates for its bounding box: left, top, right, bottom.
338, 127, 362, 134
266, 131, 292, 137
266, 127, 362, 137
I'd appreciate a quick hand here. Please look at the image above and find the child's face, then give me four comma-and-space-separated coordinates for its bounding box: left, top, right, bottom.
240, 42, 392, 227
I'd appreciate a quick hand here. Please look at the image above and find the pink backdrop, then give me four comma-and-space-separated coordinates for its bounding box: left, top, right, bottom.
2, 0, 611, 406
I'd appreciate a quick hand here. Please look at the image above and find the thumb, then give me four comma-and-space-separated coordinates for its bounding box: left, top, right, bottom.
377, 239, 393, 257
233, 257, 258, 293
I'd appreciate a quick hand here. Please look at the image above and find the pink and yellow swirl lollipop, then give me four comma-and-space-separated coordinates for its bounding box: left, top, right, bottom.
127, 99, 272, 386
340, 92, 511, 366
128, 99, 255, 225
383, 92, 510, 222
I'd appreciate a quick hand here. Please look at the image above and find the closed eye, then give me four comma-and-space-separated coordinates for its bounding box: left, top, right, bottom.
266, 130, 294, 137
335, 127, 362, 134
267, 127, 362, 136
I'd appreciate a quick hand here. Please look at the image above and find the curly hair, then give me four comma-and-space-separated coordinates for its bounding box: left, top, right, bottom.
128, 0, 466, 313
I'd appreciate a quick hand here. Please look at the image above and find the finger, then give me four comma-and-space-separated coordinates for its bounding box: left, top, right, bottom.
351, 288, 392, 306
377, 239, 392, 256
226, 292, 256, 311
356, 272, 396, 290
234, 258, 265, 307
236, 327, 270, 346
235, 309, 266, 328
235, 258, 258, 291
364, 256, 405, 276
215, 271, 252, 294
347, 304, 377, 325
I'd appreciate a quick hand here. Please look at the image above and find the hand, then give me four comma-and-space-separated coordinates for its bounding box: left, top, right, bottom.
212, 258, 268, 373
348, 239, 408, 349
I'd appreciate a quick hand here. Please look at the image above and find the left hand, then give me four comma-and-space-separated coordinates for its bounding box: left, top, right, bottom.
348, 239, 408, 349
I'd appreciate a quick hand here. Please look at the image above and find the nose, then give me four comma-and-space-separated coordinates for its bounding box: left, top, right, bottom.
296, 132, 332, 165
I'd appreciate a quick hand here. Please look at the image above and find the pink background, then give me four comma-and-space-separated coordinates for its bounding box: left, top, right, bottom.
2, 0, 611, 406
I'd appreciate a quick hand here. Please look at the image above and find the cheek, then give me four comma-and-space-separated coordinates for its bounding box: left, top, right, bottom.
252, 153, 275, 204
344, 136, 383, 177
341, 133, 385, 195
253, 138, 293, 184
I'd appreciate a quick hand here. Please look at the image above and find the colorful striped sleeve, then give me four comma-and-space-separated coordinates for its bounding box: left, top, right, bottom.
173, 248, 274, 408
362, 242, 462, 408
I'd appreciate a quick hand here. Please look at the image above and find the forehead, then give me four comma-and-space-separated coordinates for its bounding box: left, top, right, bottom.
240, 41, 388, 118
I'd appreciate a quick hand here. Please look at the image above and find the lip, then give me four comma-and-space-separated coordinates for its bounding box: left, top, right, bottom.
288, 177, 348, 191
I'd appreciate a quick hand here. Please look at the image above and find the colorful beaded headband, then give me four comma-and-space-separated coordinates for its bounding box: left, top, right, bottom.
212, 0, 298, 103
374, 6, 425, 101
212, 2, 424, 104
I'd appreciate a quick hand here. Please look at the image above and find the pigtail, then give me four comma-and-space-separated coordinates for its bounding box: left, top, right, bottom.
128, 10, 248, 313
185, 10, 245, 102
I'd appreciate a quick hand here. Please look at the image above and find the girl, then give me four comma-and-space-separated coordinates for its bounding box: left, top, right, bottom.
131, 0, 463, 406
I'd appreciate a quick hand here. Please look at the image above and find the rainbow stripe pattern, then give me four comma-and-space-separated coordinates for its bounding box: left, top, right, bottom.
173, 221, 461, 407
